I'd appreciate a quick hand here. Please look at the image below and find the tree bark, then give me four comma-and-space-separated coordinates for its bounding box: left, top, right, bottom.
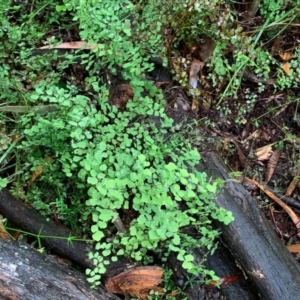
168, 242, 258, 300
1, 149, 300, 299
0, 189, 92, 269
0, 238, 120, 300
0, 188, 129, 280
199, 151, 300, 299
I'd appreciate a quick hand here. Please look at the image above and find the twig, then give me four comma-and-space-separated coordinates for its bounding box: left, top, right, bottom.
246, 178, 300, 237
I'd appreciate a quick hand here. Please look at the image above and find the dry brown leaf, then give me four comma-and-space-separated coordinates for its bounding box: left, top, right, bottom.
287, 244, 300, 253
222, 137, 229, 150
39, 41, 96, 50
286, 169, 300, 197
247, 178, 300, 237
260, 130, 271, 141
241, 122, 252, 140
265, 93, 284, 103
105, 266, 163, 300
109, 84, 134, 110
274, 103, 289, 117
255, 142, 276, 161
271, 37, 282, 55
173, 98, 190, 111
264, 149, 280, 183
207, 275, 244, 289
296, 114, 300, 127
0, 219, 10, 239
56, 257, 72, 266
243, 130, 261, 142
281, 62, 290, 75
28, 165, 43, 186
279, 52, 293, 61
191, 97, 198, 110
189, 60, 204, 88
230, 139, 247, 165
199, 36, 215, 62
286, 179, 298, 197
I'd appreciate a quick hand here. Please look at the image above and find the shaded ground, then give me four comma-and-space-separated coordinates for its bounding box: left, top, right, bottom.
1, 1, 300, 298
172, 9, 300, 254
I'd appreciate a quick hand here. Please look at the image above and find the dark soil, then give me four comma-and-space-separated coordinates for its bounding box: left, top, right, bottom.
2, 1, 300, 299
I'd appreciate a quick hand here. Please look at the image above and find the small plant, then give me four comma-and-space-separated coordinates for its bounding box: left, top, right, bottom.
2, 223, 90, 250
0, 0, 236, 293
19, 78, 233, 285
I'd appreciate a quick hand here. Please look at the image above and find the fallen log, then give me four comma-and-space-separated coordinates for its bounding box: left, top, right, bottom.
0, 238, 120, 300
0, 189, 92, 269
1, 146, 300, 299
204, 243, 258, 299
168, 243, 258, 300
0, 188, 129, 279
0, 188, 256, 299
198, 151, 300, 299
0, 189, 248, 299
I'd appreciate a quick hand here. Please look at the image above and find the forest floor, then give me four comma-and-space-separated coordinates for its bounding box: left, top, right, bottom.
1, 1, 300, 299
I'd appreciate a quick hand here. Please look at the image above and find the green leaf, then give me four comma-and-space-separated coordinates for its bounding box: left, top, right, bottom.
91, 225, 98, 233
187, 189, 196, 198
171, 183, 180, 193
110, 189, 123, 201
99, 164, 107, 171
169, 244, 180, 252
206, 182, 217, 193
180, 177, 188, 185
86, 268, 91, 275
106, 179, 116, 189
97, 221, 107, 229
177, 252, 184, 261
142, 168, 152, 176
0, 178, 8, 188
179, 168, 189, 177
103, 249, 111, 256
172, 234, 180, 245
185, 254, 194, 262
138, 154, 146, 162
166, 162, 176, 171
121, 237, 129, 245
149, 230, 159, 240
182, 261, 194, 270
133, 251, 142, 261
96, 184, 107, 196
130, 226, 137, 236
87, 176, 98, 185
156, 228, 166, 238
92, 230, 104, 242
137, 214, 147, 225
116, 249, 124, 256
94, 150, 105, 162
99, 209, 114, 222
92, 213, 99, 222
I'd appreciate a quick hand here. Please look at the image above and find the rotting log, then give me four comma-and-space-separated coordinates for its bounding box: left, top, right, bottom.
204, 243, 258, 299
0, 188, 130, 280
2, 146, 300, 300
168, 242, 258, 300
0, 188, 253, 300
0, 238, 121, 300
198, 151, 300, 299
0, 188, 92, 270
